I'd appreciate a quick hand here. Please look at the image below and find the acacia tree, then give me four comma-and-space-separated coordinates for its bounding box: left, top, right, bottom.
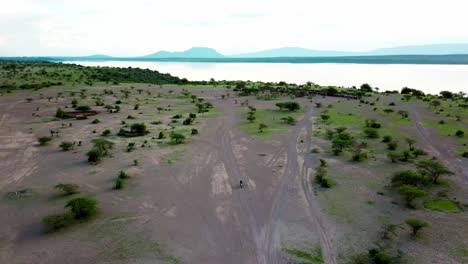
416, 159, 454, 184
405, 218, 429, 236
398, 185, 426, 208
258, 123, 267, 133
405, 138, 416, 150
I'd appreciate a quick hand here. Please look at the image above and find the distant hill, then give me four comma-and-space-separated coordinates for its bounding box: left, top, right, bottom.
143, 47, 224, 58
80, 54, 113, 59
231, 44, 468, 58
369, 43, 468, 55
231, 47, 355, 58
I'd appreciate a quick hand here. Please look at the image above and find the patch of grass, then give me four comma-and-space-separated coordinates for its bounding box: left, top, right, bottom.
424, 199, 461, 213
455, 247, 468, 257
284, 247, 323, 264
239, 108, 304, 137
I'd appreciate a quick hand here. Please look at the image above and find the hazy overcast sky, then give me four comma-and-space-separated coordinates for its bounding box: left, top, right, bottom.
1, 0, 468, 56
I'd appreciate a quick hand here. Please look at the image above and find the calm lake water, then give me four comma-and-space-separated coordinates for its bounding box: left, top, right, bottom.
66, 61, 468, 94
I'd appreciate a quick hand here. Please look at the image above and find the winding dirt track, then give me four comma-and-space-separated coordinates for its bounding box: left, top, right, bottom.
214, 100, 336, 264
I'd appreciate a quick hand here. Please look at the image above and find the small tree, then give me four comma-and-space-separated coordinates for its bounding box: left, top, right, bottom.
38, 136, 52, 146
115, 178, 126, 189
59, 141, 75, 151
158, 131, 165, 139
398, 185, 427, 208
281, 116, 296, 125
101, 129, 111, 136
416, 159, 454, 184
55, 108, 66, 118
405, 218, 429, 236
363, 128, 379, 139
191, 128, 199, 135
65, 197, 98, 219
258, 123, 268, 133
405, 138, 417, 150
391, 170, 424, 187
54, 183, 80, 195
170, 132, 186, 144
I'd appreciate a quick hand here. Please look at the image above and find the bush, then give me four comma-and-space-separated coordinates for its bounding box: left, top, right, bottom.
191, 128, 199, 135
101, 129, 111, 136
183, 117, 194, 125
54, 183, 80, 195
158, 131, 165, 139
65, 197, 98, 219
59, 141, 75, 151
38, 136, 52, 146
382, 135, 392, 143
170, 132, 186, 144
118, 170, 129, 179
281, 116, 296, 125
75, 105, 91, 111
405, 218, 429, 236
462, 152, 468, 158
391, 170, 424, 187
363, 128, 379, 139
275, 101, 301, 111
43, 213, 74, 231
352, 149, 368, 162
455, 130, 464, 137
55, 108, 66, 118
115, 178, 126, 189
398, 185, 427, 208
387, 142, 398, 150
91, 119, 100, 124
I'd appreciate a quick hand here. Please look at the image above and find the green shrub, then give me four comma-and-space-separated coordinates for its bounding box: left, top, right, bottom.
43, 213, 74, 231
91, 119, 100, 124
59, 141, 75, 151
391, 170, 424, 187
405, 218, 429, 236
363, 128, 379, 139
387, 142, 398, 150
54, 183, 80, 195
115, 178, 126, 189
118, 170, 129, 179
191, 128, 199, 135
382, 135, 392, 143
398, 185, 427, 208
65, 197, 98, 219
101, 129, 111, 136
170, 132, 186, 144
75, 105, 91, 111
38, 136, 52, 146
455, 130, 464, 137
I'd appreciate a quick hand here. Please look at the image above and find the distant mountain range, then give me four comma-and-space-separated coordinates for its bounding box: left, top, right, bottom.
143, 47, 224, 58
140, 43, 468, 58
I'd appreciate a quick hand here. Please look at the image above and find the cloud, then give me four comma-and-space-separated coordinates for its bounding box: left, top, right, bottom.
0, 0, 468, 56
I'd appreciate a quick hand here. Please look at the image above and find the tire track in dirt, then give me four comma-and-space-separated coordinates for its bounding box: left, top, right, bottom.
299, 115, 337, 264
263, 107, 336, 264
407, 106, 468, 183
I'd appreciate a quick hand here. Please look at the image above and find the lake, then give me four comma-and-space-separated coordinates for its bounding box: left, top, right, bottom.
65, 61, 468, 94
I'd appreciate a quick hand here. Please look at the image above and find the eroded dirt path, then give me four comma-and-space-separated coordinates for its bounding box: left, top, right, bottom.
213, 99, 336, 264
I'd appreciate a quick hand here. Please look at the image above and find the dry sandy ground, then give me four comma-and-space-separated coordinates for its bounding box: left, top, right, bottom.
0, 85, 335, 264
0, 85, 466, 264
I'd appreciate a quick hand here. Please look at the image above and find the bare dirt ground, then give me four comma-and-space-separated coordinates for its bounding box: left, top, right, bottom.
0, 84, 336, 264
0, 85, 466, 264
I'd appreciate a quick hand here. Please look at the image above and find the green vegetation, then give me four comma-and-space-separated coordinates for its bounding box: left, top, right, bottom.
54, 183, 80, 195
424, 199, 461, 212
240, 108, 304, 137
284, 247, 323, 264
43, 197, 98, 232
405, 218, 429, 236
59, 141, 76, 151
87, 138, 114, 163
416, 158, 454, 184
38, 136, 52, 146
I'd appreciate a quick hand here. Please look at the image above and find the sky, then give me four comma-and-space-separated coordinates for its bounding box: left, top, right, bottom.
1, 0, 468, 56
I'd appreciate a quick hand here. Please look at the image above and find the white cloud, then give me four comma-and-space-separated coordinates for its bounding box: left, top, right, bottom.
0, 0, 468, 56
